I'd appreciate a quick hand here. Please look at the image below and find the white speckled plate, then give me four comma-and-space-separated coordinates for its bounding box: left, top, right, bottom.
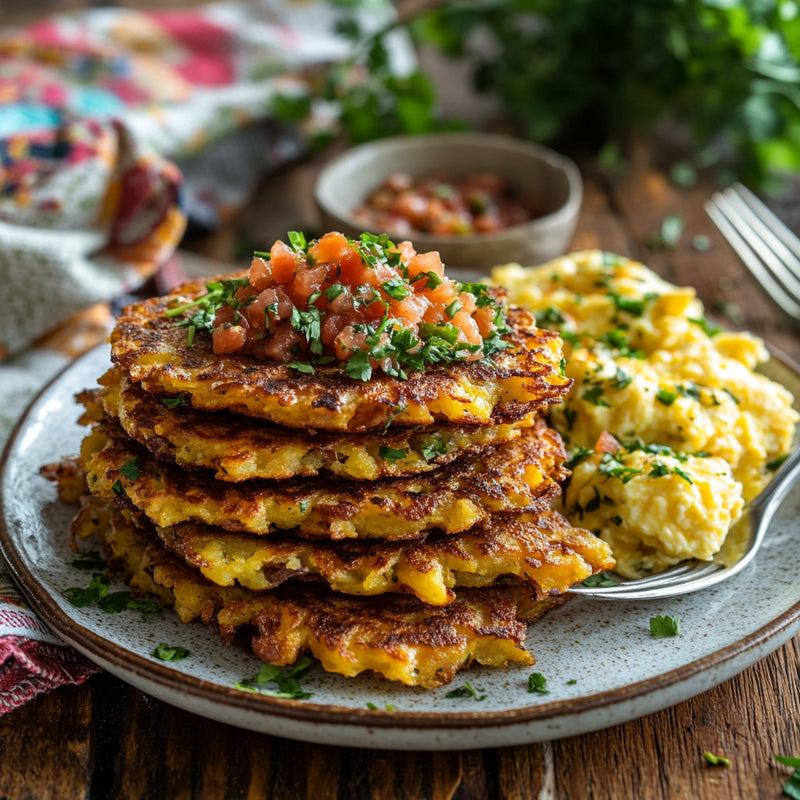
2, 344, 800, 750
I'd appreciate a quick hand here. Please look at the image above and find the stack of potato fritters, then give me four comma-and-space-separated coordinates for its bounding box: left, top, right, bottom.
65, 274, 613, 688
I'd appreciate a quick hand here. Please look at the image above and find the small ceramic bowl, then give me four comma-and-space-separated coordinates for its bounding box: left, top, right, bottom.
314, 132, 582, 273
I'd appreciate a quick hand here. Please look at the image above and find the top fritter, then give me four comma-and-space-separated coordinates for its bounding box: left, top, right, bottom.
110, 232, 571, 432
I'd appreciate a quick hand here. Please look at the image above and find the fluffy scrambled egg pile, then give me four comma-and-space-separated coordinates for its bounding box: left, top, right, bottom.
494, 250, 799, 578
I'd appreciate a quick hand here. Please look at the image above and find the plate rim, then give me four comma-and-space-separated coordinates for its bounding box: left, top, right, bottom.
2, 342, 800, 733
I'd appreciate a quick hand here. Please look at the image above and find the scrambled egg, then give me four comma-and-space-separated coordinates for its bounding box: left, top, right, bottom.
494, 250, 798, 578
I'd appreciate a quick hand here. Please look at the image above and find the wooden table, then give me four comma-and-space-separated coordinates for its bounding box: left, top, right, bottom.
2, 140, 799, 800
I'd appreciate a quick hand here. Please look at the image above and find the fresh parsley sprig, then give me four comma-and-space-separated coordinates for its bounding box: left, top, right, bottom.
233, 657, 313, 700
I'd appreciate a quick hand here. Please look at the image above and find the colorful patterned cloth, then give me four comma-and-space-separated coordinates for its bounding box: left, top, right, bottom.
0, 0, 407, 712
0, 0, 406, 358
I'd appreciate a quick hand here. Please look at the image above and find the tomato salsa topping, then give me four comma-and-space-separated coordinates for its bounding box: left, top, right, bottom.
353, 172, 540, 236
166, 231, 511, 381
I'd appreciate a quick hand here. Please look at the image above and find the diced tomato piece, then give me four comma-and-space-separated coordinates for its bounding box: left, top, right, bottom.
395, 240, 416, 263
594, 431, 621, 455
289, 264, 330, 306
245, 288, 279, 333
212, 324, 247, 354
452, 310, 482, 349
458, 292, 477, 314
249, 256, 274, 290
309, 231, 351, 265
251, 323, 302, 362
407, 251, 444, 281
333, 325, 367, 362
321, 313, 350, 348
270, 240, 300, 284
473, 305, 496, 338
390, 292, 429, 326
214, 306, 237, 327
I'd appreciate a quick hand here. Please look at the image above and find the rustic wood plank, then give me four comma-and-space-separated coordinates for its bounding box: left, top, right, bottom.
0, 682, 93, 800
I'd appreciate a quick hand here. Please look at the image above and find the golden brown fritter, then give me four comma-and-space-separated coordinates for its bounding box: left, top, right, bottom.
69, 498, 567, 687
155, 510, 614, 605
89, 368, 538, 482
80, 419, 569, 540
109, 274, 571, 432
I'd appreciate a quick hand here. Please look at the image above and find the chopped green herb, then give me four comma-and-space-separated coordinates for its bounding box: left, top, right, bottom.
288, 361, 315, 374
445, 681, 486, 701
565, 446, 593, 470
689, 316, 721, 337
64, 574, 161, 620
119, 458, 140, 481
648, 462, 670, 479
288, 230, 308, 252
598, 453, 642, 483
167, 277, 251, 346
527, 672, 550, 694
161, 394, 188, 409
233, 657, 313, 699
379, 445, 407, 463
582, 572, 619, 588
324, 283, 346, 301
767, 455, 789, 471
289, 305, 323, 355
382, 405, 407, 434
420, 436, 448, 462
649, 614, 680, 637
71, 551, 106, 571
673, 466, 693, 485
299, 500, 309, 514
152, 643, 191, 661
534, 306, 566, 327
566, 679, 577, 685
111, 479, 126, 499
563, 406, 578, 432
608, 291, 658, 317
656, 389, 678, 406
366, 702, 398, 711
775, 755, 800, 799
703, 752, 731, 766
583, 386, 610, 407
445, 299, 461, 318
609, 366, 633, 389
382, 278, 410, 300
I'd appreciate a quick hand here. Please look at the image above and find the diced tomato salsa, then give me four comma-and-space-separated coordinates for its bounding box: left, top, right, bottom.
173, 231, 511, 381
352, 172, 540, 236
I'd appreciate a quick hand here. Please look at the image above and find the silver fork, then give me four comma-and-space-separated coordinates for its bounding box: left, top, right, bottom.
705, 182, 800, 320
570, 440, 800, 600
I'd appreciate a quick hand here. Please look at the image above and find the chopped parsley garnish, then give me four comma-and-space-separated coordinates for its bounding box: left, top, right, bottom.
64, 574, 161, 620
775, 755, 800, 799
152, 643, 191, 661
703, 752, 731, 767
534, 306, 566, 327
582, 572, 619, 587
689, 316, 722, 337
382, 278, 410, 300
609, 366, 632, 389
527, 672, 550, 694
563, 406, 578, 431
649, 614, 680, 637
288, 361, 315, 374
161, 394, 188, 409
767, 454, 789, 471
584, 487, 614, 513
583, 386, 610, 407
166, 277, 251, 345
233, 657, 313, 699
656, 389, 678, 406
290, 306, 323, 355
71, 551, 107, 571
566, 679, 577, 685
379, 445, 407, 463
445, 681, 486, 701
445, 299, 461, 318
565, 446, 593, 470
366, 702, 398, 711
111, 479, 126, 498
420, 436, 448, 462
608, 291, 658, 317
118, 458, 140, 481
598, 453, 642, 483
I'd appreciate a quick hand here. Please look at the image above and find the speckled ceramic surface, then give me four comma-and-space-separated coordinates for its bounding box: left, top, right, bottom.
2, 344, 800, 751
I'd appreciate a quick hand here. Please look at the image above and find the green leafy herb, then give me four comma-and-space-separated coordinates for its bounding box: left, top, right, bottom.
233, 657, 313, 699
775, 755, 800, 799
566, 679, 577, 685
608, 291, 657, 317
565, 446, 593, 470
445, 299, 461, 319
290, 305, 323, 355
152, 643, 191, 662
703, 752, 731, 767
582, 572, 619, 588
563, 406, 578, 431
288, 230, 308, 252
583, 386, 610, 407
649, 614, 680, 637
288, 361, 315, 374
161, 394, 188, 409
609, 366, 633, 390
598, 453, 642, 483
527, 672, 550, 694
420, 436, 448, 462
379, 445, 407, 463
445, 681, 486, 701
366, 702, 398, 711
71, 551, 106, 571
689, 316, 722, 337
656, 389, 678, 406
64, 574, 161, 620
534, 306, 566, 327
111, 479, 126, 499
119, 458, 140, 481
767, 455, 789, 471
166, 277, 251, 345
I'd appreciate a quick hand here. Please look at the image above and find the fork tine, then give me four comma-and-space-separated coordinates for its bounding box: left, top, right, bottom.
731, 182, 800, 261
721, 185, 800, 301
705, 196, 800, 320
570, 562, 723, 599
